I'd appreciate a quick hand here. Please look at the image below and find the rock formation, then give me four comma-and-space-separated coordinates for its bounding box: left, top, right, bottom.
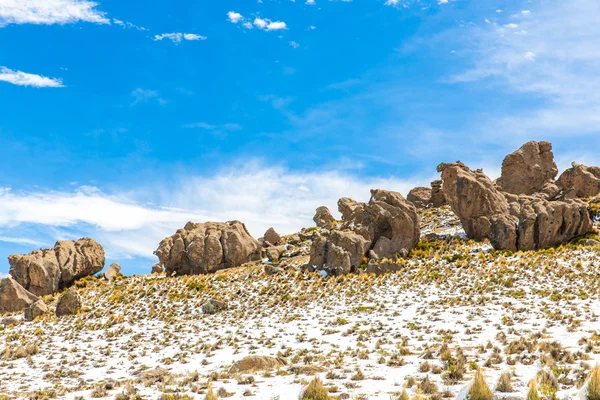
313, 206, 335, 228
430, 180, 447, 207
0, 278, 39, 314
496, 140, 559, 196
407, 187, 432, 209
438, 161, 592, 251
104, 263, 121, 283
151, 264, 164, 274
309, 189, 420, 275
557, 162, 600, 198
24, 300, 48, 321
8, 238, 105, 297
56, 289, 82, 317
154, 221, 262, 276
263, 227, 281, 246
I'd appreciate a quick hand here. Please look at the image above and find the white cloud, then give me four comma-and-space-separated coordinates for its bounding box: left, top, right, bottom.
0, 67, 64, 88
154, 33, 207, 43
450, 0, 600, 139
0, 164, 424, 261
0, 272, 6, 279
0, 236, 47, 246
384, 0, 400, 6
253, 17, 287, 31
253, 18, 267, 29
289, 41, 300, 48
0, 0, 109, 26
306, 0, 316, 4
227, 11, 243, 24
130, 88, 166, 106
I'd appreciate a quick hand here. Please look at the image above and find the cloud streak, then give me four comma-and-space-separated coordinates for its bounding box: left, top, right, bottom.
154, 33, 207, 43
0, 0, 109, 26
0, 67, 64, 88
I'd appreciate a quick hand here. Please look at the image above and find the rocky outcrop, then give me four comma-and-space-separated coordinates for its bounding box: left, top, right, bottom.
155, 221, 262, 276
104, 263, 121, 283
229, 356, 286, 374
557, 162, 600, 198
430, 180, 447, 207
8, 238, 105, 297
151, 264, 164, 274
24, 300, 48, 321
496, 140, 559, 196
263, 227, 281, 246
0, 278, 39, 314
313, 206, 335, 228
438, 162, 592, 251
407, 187, 432, 209
56, 289, 82, 317
309, 189, 420, 275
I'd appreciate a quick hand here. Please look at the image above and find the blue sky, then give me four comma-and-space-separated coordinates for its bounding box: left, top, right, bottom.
0, 0, 598, 275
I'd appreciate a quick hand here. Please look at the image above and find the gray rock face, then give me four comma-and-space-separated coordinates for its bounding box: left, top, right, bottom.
104, 263, 121, 282
407, 187, 432, 209
56, 289, 82, 317
8, 238, 105, 297
154, 221, 262, 276
0, 278, 39, 314
557, 162, 600, 198
24, 300, 48, 321
438, 161, 593, 251
496, 140, 559, 195
313, 206, 335, 228
309, 189, 420, 275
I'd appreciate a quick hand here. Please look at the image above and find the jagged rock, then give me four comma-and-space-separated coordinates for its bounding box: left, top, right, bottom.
154, 221, 262, 276
313, 206, 335, 228
24, 300, 48, 321
407, 187, 432, 209
151, 264, 164, 274
496, 140, 559, 195
557, 162, 600, 198
309, 189, 420, 275
430, 180, 447, 207
263, 227, 281, 246
56, 289, 82, 317
228, 356, 286, 374
202, 298, 229, 315
266, 245, 286, 262
104, 263, 121, 283
0, 278, 39, 314
8, 238, 105, 296
438, 161, 593, 251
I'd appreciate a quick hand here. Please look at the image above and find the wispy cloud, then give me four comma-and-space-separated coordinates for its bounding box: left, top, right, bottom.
0, 0, 109, 26
0, 164, 424, 261
130, 88, 166, 106
227, 11, 287, 31
0, 67, 64, 88
154, 33, 207, 43
227, 11, 243, 24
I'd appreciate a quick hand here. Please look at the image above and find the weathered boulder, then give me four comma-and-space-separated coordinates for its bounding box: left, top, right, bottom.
202, 298, 229, 315
496, 140, 559, 195
264, 264, 284, 275
56, 289, 82, 317
265, 245, 286, 262
24, 300, 48, 321
154, 221, 262, 276
151, 264, 164, 274
557, 162, 600, 198
104, 263, 121, 283
309, 189, 420, 275
263, 227, 281, 246
430, 180, 447, 207
407, 187, 432, 209
8, 238, 105, 297
228, 356, 286, 374
0, 278, 39, 314
313, 206, 335, 228
438, 161, 593, 251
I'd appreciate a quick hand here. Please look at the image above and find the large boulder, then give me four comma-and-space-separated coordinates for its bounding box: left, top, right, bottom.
104, 263, 121, 283
0, 278, 39, 314
154, 221, 262, 276
557, 162, 600, 198
430, 180, 447, 207
24, 300, 48, 321
56, 289, 82, 317
407, 187, 432, 209
313, 206, 335, 228
438, 162, 593, 251
309, 189, 420, 275
8, 238, 105, 297
263, 227, 281, 246
496, 140, 559, 195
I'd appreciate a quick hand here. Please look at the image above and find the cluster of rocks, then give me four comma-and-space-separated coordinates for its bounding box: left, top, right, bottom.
438, 141, 595, 251
308, 189, 420, 276
0, 238, 104, 316
407, 180, 447, 209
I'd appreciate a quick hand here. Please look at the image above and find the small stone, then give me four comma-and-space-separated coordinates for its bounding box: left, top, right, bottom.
56, 289, 82, 317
